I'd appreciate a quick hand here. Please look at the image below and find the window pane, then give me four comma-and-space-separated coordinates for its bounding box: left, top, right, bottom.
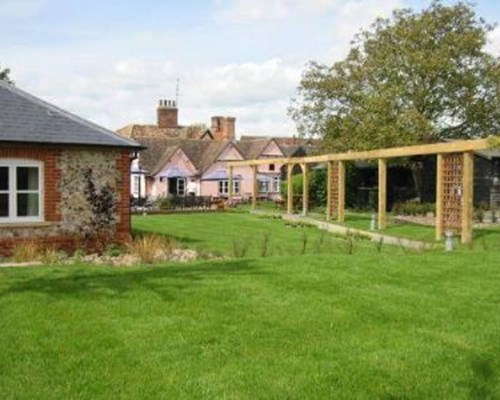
17, 193, 39, 217
17, 167, 39, 190
0, 167, 8, 190
0, 193, 8, 217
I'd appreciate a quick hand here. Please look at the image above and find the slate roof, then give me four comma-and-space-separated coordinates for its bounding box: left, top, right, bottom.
0, 80, 141, 148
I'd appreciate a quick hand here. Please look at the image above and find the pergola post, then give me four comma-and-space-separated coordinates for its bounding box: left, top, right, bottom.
378, 158, 387, 230
252, 165, 258, 211
301, 163, 308, 216
287, 163, 294, 214
461, 151, 474, 244
435, 154, 444, 241
338, 160, 346, 223
326, 161, 333, 221
228, 166, 234, 202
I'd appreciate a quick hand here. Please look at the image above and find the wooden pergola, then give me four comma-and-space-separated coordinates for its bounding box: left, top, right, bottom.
228, 137, 498, 244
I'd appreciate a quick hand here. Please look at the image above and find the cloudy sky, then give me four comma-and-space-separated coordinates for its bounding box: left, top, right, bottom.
1, 0, 499, 137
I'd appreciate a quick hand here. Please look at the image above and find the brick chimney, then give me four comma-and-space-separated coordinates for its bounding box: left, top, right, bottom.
211, 116, 236, 140
157, 99, 178, 129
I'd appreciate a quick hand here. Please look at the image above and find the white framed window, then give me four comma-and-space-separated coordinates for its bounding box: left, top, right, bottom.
177, 178, 185, 196
259, 180, 270, 193
132, 175, 140, 195
0, 160, 43, 223
218, 180, 240, 195
272, 176, 280, 193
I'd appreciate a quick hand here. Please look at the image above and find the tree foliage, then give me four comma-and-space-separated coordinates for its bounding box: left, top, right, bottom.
289, 1, 500, 152
0, 63, 13, 84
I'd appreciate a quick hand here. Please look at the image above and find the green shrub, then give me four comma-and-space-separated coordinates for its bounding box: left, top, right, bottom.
281, 162, 358, 209
392, 201, 435, 216
105, 244, 125, 257
155, 196, 173, 210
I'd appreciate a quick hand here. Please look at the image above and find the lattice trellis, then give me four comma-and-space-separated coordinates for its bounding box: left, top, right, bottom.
442, 153, 463, 232
327, 162, 339, 218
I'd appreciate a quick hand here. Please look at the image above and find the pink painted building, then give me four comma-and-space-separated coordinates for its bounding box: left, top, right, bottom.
117, 100, 318, 201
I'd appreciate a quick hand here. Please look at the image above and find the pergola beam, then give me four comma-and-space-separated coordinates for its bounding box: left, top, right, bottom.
301, 163, 308, 216
227, 138, 493, 168
338, 161, 345, 223
287, 163, 294, 214
251, 165, 258, 210
378, 159, 387, 230
326, 161, 333, 221
461, 151, 474, 244
435, 154, 444, 241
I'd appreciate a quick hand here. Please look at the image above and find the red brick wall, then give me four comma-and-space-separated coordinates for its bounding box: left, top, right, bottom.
0, 145, 62, 222
0, 144, 133, 256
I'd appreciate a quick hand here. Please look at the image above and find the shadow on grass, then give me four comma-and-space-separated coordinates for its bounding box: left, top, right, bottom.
1, 259, 265, 302
469, 354, 497, 400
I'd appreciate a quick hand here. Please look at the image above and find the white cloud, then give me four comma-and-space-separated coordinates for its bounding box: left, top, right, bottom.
486, 26, 500, 56
11, 55, 302, 136
186, 58, 300, 107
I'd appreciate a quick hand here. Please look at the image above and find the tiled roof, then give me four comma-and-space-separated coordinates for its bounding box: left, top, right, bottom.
235, 139, 271, 160
133, 137, 231, 175
0, 81, 140, 148
117, 124, 208, 140
240, 135, 319, 157
240, 135, 320, 146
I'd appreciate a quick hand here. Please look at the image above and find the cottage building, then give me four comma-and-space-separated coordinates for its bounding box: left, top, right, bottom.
117, 100, 317, 201
0, 81, 141, 255
129, 137, 286, 201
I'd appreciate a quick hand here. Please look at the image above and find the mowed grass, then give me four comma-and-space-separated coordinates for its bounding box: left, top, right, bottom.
133, 212, 378, 257
341, 212, 438, 242
0, 213, 499, 398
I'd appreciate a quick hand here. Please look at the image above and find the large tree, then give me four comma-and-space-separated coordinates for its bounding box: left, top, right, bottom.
0, 63, 13, 84
289, 1, 500, 152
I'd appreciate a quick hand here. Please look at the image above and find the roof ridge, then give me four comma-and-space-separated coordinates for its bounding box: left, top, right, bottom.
0, 80, 139, 148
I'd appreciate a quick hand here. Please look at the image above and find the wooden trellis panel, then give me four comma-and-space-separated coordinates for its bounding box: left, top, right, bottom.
327, 161, 339, 219
441, 153, 463, 233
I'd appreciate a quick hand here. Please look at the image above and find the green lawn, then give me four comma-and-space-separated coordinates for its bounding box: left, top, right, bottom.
338, 212, 438, 242
1, 213, 500, 398
133, 212, 379, 258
